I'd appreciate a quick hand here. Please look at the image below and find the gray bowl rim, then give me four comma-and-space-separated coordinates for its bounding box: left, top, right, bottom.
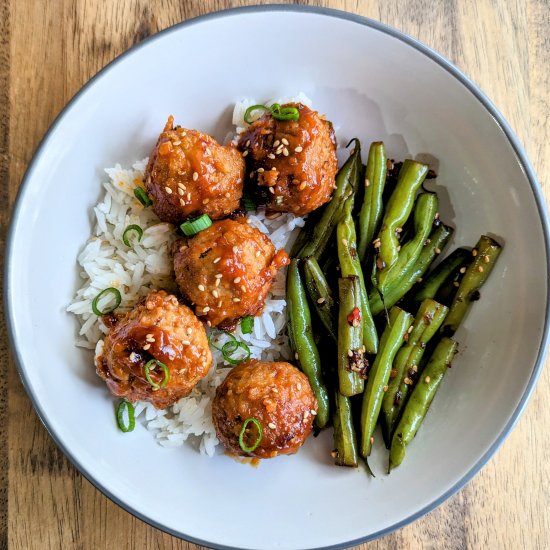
5, 4, 550, 550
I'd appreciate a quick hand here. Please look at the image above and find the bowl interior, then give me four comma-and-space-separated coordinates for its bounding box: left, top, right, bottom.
6, 8, 548, 550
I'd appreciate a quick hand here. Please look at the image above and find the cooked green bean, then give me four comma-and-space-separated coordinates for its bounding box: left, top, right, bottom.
376, 159, 429, 271
358, 142, 387, 262
337, 202, 378, 354
287, 259, 330, 427
441, 235, 502, 336
333, 390, 359, 467
381, 299, 448, 447
303, 257, 337, 341
360, 306, 413, 459
369, 223, 454, 315
296, 140, 361, 260
376, 192, 439, 293
411, 248, 471, 306
389, 337, 458, 470
337, 276, 366, 396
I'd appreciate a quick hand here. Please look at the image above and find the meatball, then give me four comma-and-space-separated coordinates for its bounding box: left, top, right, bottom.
173, 217, 289, 328
96, 290, 212, 409
212, 360, 317, 458
144, 116, 245, 223
237, 103, 338, 216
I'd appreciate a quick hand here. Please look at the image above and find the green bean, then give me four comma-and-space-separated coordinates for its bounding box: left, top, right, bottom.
360, 306, 413, 459
381, 299, 448, 447
376, 159, 429, 271
441, 235, 502, 336
287, 259, 330, 427
337, 276, 367, 396
369, 223, 454, 315
376, 192, 439, 293
358, 142, 387, 262
296, 140, 361, 260
303, 257, 337, 341
411, 248, 472, 306
337, 202, 378, 354
389, 337, 458, 470
333, 390, 359, 467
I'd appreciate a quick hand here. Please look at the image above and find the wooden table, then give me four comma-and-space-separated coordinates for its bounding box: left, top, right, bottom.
3, 1, 549, 548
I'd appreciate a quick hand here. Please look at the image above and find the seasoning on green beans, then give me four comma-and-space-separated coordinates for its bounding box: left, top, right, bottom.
389, 337, 458, 470
337, 201, 378, 354
441, 235, 502, 336
358, 142, 387, 262
333, 391, 359, 467
303, 257, 337, 341
381, 299, 449, 447
295, 139, 362, 260
369, 223, 454, 316
286, 259, 330, 427
375, 159, 429, 272
337, 276, 367, 396
360, 306, 413, 460
376, 192, 439, 293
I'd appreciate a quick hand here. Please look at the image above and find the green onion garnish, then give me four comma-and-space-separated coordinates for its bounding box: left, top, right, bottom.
116, 400, 135, 433
144, 359, 169, 390
92, 287, 122, 316
242, 195, 255, 212
134, 187, 152, 207
221, 339, 251, 365
122, 224, 143, 247
241, 316, 254, 334
180, 214, 213, 236
239, 417, 263, 453
243, 103, 300, 124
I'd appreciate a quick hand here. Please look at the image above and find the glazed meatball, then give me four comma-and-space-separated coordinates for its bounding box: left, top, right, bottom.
173, 217, 289, 328
237, 103, 338, 216
96, 290, 212, 409
144, 116, 245, 223
212, 360, 317, 458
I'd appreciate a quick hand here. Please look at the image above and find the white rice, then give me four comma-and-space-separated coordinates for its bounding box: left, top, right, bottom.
68, 96, 309, 455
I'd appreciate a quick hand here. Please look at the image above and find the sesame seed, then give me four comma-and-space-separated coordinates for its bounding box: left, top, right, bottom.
310, 409, 317, 416
241, 285, 247, 292
271, 167, 276, 171
297, 383, 302, 390
246, 140, 250, 147
129, 352, 137, 361
178, 189, 184, 196
365, 178, 370, 187
202, 306, 210, 313
370, 437, 374, 444
250, 171, 255, 178
255, 251, 261, 257
213, 257, 221, 264
303, 411, 310, 419
298, 182, 307, 191
435, 212, 440, 220
182, 340, 191, 346
267, 422, 276, 430
267, 153, 276, 159
484, 255, 490, 263
404, 377, 413, 385
212, 290, 219, 298
454, 281, 460, 287
383, 385, 389, 392
347, 349, 353, 357
145, 333, 153, 340
198, 284, 205, 291
295, 352, 299, 360
460, 267, 467, 273
257, 167, 265, 173
242, 150, 248, 157
234, 277, 241, 283
186, 328, 193, 335
317, 297, 326, 304
281, 138, 289, 145
202, 198, 209, 205
435, 247, 441, 254
215, 279, 221, 287
178, 182, 185, 188
478, 266, 484, 272
225, 192, 231, 198
143, 343, 151, 350
411, 365, 418, 373
232, 246, 238, 253
217, 301, 222, 307
397, 245, 401, 251
472, 249, 478, 257
294, 146, 303, 153
207, 321, 212, 327
192, 172, 199, 181
187, 192, 191, 201
396, 227, 402, 233
273, 140, 280, 147
165, 186, 173, 194
173, 140, 181, 146
215, 273, 223, 279
408, 325, 414, 333
341, 238, 348, 246
269, 187, 275, 194
282, 147, 289, 156
232, 298, 241, 303
424, 376, 431, 383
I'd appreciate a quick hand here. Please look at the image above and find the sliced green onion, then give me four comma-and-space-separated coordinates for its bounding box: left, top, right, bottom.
92, 287, 122, 316
221, 339, 251, 365
122, 224, 143, 247
116, 400, 135, 432
270, 103, 300, 121
244, 104, 271, 124
241, 316, 254, 334
134, 187, 152, 207
144, 359, 169, 390
242, 195, 255, 211
239, 417, 263, 453
180, 214, 212, 236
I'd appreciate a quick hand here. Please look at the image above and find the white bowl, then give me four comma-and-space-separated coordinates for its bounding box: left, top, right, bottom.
5, 6, 549, 550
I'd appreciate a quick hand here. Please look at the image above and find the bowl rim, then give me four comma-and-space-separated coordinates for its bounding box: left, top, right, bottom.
5, 4, 550, 549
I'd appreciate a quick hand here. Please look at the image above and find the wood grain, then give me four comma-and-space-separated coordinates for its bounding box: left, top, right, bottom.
3, 1, 549, 549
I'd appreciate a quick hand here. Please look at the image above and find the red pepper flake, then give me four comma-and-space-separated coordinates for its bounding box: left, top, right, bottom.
347, 307, 361, 327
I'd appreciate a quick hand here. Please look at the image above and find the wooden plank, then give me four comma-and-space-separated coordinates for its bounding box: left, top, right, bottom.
4, 0, 549, 548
